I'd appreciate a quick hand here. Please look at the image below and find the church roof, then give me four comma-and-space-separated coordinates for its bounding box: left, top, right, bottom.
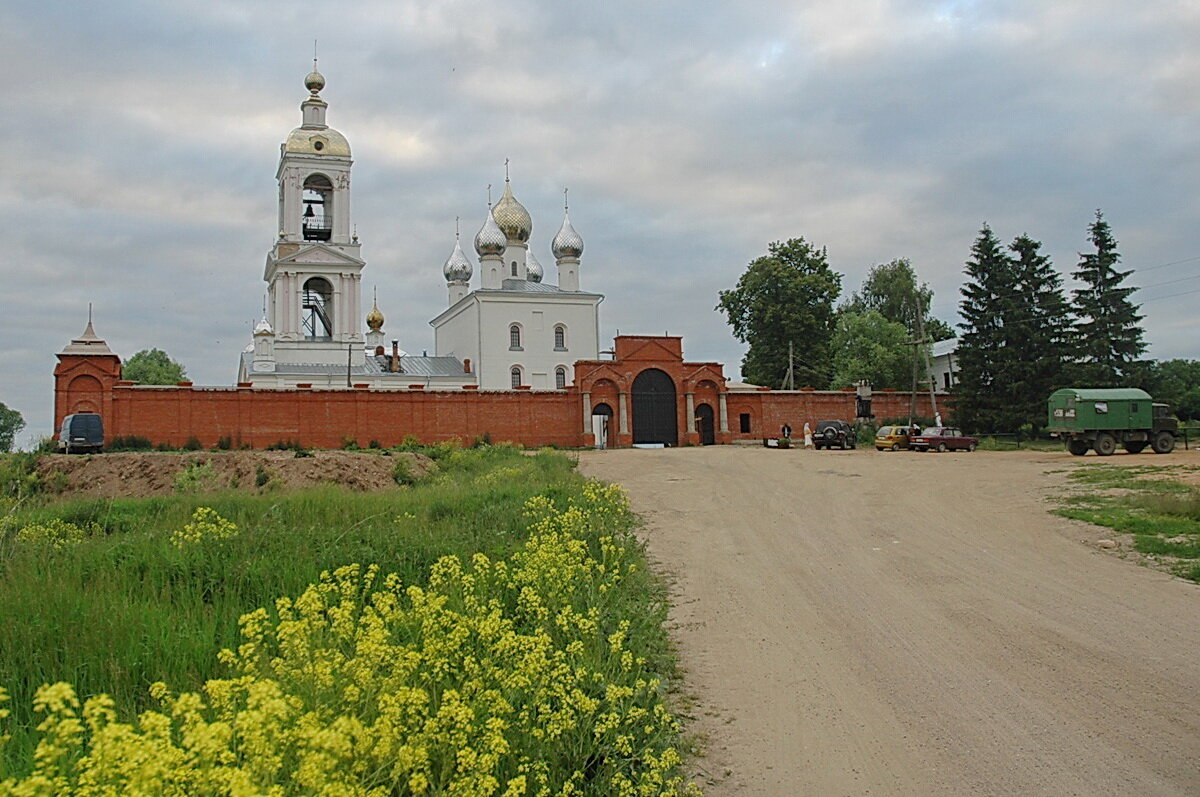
241, 352, 468, 379
486, 278, 601, 296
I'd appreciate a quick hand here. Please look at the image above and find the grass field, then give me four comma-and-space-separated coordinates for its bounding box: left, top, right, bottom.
1054, 463, 1200, 583
0, 445, 695, 794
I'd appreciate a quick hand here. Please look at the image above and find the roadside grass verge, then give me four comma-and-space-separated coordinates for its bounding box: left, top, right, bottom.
0, 446, 693, 793
1053, 463, 1200, 583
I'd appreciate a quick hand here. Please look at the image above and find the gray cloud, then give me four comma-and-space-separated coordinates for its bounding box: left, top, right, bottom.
3, 0, 1198, 444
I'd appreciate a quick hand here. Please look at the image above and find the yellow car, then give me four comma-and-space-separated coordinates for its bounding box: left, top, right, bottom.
875, 425, 916, 451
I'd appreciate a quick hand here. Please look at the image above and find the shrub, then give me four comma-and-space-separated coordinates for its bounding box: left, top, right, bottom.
173, 461, 221, 494
170, 507, 238, 548
107, 436, 153, 452
182, 437, 203, 451
16, 518, 96, 550
254, 464, 271, 488
214, 436, 233, 451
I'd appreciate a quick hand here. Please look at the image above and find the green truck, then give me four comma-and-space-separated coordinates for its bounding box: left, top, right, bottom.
1047, 387, 1178, 456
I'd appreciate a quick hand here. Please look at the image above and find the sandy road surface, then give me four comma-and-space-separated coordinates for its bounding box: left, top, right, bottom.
577, 447, 1200, 796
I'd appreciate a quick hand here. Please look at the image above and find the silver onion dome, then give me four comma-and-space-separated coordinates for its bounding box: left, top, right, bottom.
492, 181, 532, 243
552, 210, 584, 259
474, 209, 507, 256
443, 237, 473, 282
526, 247, 544, 283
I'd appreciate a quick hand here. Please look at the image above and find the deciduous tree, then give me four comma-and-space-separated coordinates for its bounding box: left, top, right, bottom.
0, 402, 26, 453
122, 349, 187, 385
717, 238, 842, 388
827, 310, 912, 389
843, 258, 953, 341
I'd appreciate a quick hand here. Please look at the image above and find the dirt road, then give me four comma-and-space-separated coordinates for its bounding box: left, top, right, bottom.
577, 447, 1200, 796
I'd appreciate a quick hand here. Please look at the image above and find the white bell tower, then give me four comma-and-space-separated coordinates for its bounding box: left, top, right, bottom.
263, 63, 365, 366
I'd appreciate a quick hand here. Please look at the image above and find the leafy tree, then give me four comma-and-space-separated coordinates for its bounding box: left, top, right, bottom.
717, 238, 842, 388
1007, 234, 1073, 431
0, 402, 25, 453
1072, 211, 1145, 385
1127, 359, 1200, 421
122, 349, 187, 385
954, 224, 1024, 432
827, 310, 912, 389
842, 258, 954, 341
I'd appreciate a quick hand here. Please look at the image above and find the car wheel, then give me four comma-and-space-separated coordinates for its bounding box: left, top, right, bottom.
1152, 431, 1175, 454
937, 442, 947, 453
967, 442, 977, 452
891, 443, 900, 451
1094, 432, 1116, 457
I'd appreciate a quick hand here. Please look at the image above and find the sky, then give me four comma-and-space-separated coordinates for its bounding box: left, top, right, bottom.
3, 0, 1198, 445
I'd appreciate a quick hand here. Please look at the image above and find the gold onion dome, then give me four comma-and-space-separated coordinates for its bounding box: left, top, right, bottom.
305, 69, 326, 95
526, 247, 544, 283
443, 237, 473, 282
474, 208, 507, 256
366, 300, 384, 332
552, 210, 584, 259
492, 181, 532, 243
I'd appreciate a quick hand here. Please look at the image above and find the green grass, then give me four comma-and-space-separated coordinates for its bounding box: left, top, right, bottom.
1053, 463, 1200, 582
0, 445, 675, 777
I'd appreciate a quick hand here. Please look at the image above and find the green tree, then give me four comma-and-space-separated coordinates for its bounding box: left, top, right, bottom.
1072, 211, 1145, 385
717, 238, 842, 388
955, 224, 1023, 432
1007, 234, 1073, 431
1127, 359, 1200, 421
122, 349, 187, 385
843, 258, 953, 341
827, 310, 912, 389
0, 402, 25, 452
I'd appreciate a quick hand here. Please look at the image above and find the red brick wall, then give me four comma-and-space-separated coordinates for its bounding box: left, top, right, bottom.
53, 336, 948, 449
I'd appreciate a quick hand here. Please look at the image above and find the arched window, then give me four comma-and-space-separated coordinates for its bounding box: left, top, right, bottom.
509, 324, 522, 350
302, 277, 333, 340
302, 174, 333, 241
510, 366, 522, 389
511, 260, 518, 277
553, 325, 566, 350
555, 366, 567, 389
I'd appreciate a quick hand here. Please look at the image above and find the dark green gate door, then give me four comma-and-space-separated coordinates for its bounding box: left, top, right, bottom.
695, 403, 715, 445
632, 369, 678, 445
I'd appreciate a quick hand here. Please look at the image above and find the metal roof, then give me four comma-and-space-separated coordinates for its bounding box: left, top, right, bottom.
1050, 388, 1152, 401
241, 351, 469, 379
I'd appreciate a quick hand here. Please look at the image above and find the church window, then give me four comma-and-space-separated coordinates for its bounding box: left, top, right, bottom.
509, 324, 522, 350
302, 277, 334, 340
511, 367, 523, 388
555, 366, 567, 389
553, 325, 567, 350
302, 174, 333, 241
511, 260, 518, 276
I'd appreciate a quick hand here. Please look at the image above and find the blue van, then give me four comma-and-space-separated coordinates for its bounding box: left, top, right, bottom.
57, 413, 104, 454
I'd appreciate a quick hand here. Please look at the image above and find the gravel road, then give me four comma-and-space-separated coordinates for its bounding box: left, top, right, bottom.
577, 446, 1200, 796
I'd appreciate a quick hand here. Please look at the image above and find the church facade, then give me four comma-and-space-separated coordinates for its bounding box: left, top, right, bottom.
54, 68, 930, 449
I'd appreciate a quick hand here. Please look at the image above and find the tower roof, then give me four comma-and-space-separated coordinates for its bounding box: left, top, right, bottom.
492, 179, 532, 244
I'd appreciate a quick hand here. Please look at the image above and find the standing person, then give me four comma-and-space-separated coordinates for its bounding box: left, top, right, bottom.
803, 422, 813, 448
781, 423, 792, 440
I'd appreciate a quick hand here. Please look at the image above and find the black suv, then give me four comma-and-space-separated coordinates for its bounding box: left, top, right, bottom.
813, 419, 856, 450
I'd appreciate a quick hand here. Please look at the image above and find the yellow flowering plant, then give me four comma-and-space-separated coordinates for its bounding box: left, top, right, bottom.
0, 485, 699, 795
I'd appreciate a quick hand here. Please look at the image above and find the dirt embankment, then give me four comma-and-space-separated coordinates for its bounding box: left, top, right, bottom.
35, 451, 434, 498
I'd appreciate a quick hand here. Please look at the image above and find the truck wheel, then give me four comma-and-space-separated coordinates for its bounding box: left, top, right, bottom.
1123, 441, 1147, 454
1067, 439, 1089, 456
1094, 433, 1116, 457
1152, 431, 1176, 454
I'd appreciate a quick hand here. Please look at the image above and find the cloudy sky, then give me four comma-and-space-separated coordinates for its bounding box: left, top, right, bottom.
3, 1, 1198, 444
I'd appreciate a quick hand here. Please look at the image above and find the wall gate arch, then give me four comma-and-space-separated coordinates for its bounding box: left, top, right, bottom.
632, 368, 677, 445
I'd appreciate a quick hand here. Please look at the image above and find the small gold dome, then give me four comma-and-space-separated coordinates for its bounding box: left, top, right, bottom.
366, 300, 384, 331
305, 69, 326, 95
492, 181, 532, 243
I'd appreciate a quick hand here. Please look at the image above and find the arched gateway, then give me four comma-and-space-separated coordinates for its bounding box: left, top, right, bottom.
632, 368, 677, 445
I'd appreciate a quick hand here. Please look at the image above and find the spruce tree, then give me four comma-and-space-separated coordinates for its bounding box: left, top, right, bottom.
1008, 234, 1072, 430
955, 225, 1021, 432
1072, 211, 1145, 386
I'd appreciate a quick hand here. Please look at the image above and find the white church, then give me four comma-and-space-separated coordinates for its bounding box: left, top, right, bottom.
239, 66, 602, 390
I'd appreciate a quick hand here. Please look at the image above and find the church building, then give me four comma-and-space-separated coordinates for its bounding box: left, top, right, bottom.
238, 66, 601, 391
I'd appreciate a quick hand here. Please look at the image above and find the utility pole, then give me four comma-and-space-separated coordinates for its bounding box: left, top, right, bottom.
914, 299, 939, 423
782, 341, 796, 390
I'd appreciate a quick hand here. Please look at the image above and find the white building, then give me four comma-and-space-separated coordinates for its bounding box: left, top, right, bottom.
239, 68, 601, 390
928, 338, 958, 392
430, 182, 602, 390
